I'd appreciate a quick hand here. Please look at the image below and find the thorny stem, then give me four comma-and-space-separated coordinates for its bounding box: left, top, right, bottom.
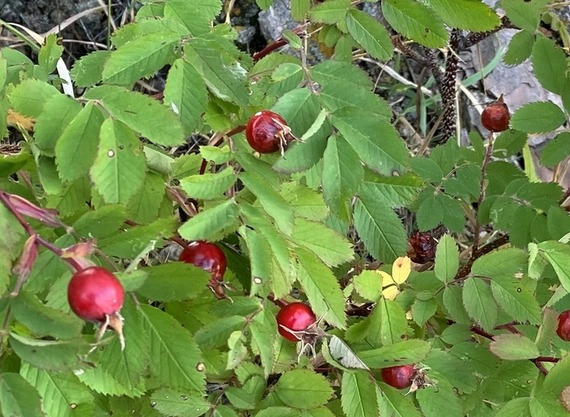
0, 191, 83, 272
252, 23, 309, 62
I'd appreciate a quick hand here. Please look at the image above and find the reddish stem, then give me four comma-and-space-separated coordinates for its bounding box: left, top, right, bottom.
267, 293, 287, 308
253, 39, 288, 62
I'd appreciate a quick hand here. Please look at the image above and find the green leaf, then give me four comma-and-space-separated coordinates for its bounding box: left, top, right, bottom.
90, 118, 146, 204
503, 30, 534, 66
0, 373, 44, 417
382, 0, 448, 48
185, 38, 249, 106
55, 102, 105, 182
75, 363, 144, 397
359, 173, 423, 208
11, 291, 83, 339
194, 316, 247, 349
346, 9, 393, 61
322, 135, 362, 220
501, 0, 549, 32
359, 339, 431, 368
151, 388, 211, 417
73, 205, 126, 239
353, 270, 383, 302
495, 397, 531, 417
292, 218, 353, 267
164, 0, 222, 35
443, 286, 471, 324
272, 88, 322, 137
179, 199, 240, 241
540, 131, 570, 168
308, 0, 350, 24
463, 277, 497, 333
20, 363, 94, 417
353, 193, 408, 264
85, 85, 185, 146
434, 234, 459, 284
296, 248, 347, 329
34, 94, 82, 155
531, 35, 567, 94
291, 0, 310, 20
493, 129, 528, 158
377, 298, 408, 345
274, 369, 333, 409
127, 171, 167, 224
181, 167, 237, 200
312, 60, 373, 89
140, 305, 205, 392
137, 263, 210, 301
250, 308, 277, 378
103, 32, 179, 85
416, 382, 464, 417
8, 78, 59, 117
70, 50, 110, 87
538, 241, 570, 294
332, 107, 409, 175
280, 182, 329, 221
341, 371, 379, 417
320, 82, 391, 119
489, 334, 540, 360
429, 0, 500, 31
164, 58, 208, 135
378, 383, 421, 417
511, 101, 565, 134
9, 333, 87, 371
411, 296, 438, 326
38, 34, 64, 73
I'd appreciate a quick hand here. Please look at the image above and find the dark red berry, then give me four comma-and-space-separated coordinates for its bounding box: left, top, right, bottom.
276, 302, 316, 342
408, 231, 436, 264
245, 110, 293, 154
67, 266, 125, 322
557, 310, 570, 341
381, 365, 416, 389
481, 96, 510, 132
179, 241, 227, 281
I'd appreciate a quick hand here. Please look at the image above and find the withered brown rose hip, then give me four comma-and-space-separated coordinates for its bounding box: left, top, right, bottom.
481, 96, 510, 132
408, 231, 436, 264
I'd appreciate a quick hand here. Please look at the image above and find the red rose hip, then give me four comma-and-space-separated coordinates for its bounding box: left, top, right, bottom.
481, 96, 510, 132
245, 110, 293, 154
179, 241, 227, 297
276, 302, 316, 342
557, 310, 570, 341
67, 266, 124, 322
381, 365, 416, 389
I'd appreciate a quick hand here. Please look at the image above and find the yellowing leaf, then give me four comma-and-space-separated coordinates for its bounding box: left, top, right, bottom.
7, 109, 34, 131
392, 256, 411, 284
382, 285, 400, 301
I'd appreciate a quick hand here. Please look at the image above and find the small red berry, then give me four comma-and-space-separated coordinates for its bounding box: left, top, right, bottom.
179, 241, 227, 297
67, 266, 125, 322
381, 365, 416, 389
481, 96, 510, 132
245, 110, 293, 154
408, 231, 436, 264
557, 310, 570, 341
276, 302, 316, 342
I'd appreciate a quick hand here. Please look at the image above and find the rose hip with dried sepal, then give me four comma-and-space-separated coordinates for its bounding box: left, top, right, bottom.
381, 364, 416, 389
276, 302, 318, 343
179, 241, 227, 298
245, 110, 294, 154
481, 95, 510, 133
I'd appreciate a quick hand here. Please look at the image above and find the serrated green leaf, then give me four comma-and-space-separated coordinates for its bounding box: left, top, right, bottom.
434, 235, 459, 283
378, 383, 421, 416
443, 286, 471, 324
493, 129, 528, 158
195, 315, 247, 349
358, 339, 431, 368
73, 204, 126, 239
272, 87, 322, 137
0, 373, 44, 417
280, 182, 329, 221
382, 0, 448, 48
353, 193, 408, 264
538, 241, 570, 294
275, 369, 333, 409
308, 0, 350, 24
353, 270, 383, 302
90, 118, 146, 204
489, 334, 539, 360
341, 371, 379, 417
85, 85, 185, 146
38, 34, 64, 73
292, 217, 353, 267
186, 38, 248, 106
140, 305, 205, 391
34, 94, 82, 155
103, 32, 179, 85
359, 173, 423, 208
11, 291, 83, 339
332, 107, 409, 175
429, 0, 499, 31
501, 0, 549, 32
296, 247, 347, 329
411, 296, 437, 326
250, 308, 277, 378
511, 102, 566, 133
322, 135, 362, 220
164, 0, 222, 35
8, 78, 59, 118
20, 363, 94, 417
179, 199, 240, 241
137, 263, 210, 301
70, 50, 110, 87
490, 276, 541, 325
503, 30, 534, 66
540, 131, 570, 168
377, 298, 408, 345
463, 277, 497, 333
151, 388, 211, 417
164, 58, 208, 135
55, 102, 105, 182
9, 333, 87, 371
76, 364, 144, 397
291, 0, 310, 20
181, 167, 237, 200
127, 171, 167, 224
532, 36, 568, 94
346, 9, 393, 61
320, 82, 391, 119
311, 60, 372, 89
416, 382, 464, 417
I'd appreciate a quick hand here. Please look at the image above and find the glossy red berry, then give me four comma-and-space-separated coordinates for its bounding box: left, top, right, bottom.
276, 302, 316, 342
481, 96, 510, 132
179, 241, 227, 281
408, 231, 436, 264
245, 110, 293, 154
67, 266, 125, 322
557, 310, 570, 341
381, 365, 416, 389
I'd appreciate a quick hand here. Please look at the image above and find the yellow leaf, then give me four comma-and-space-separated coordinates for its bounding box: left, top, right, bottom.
382, 285, 400, 301
7, 109, 35, 131
392, 256, 411, 284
